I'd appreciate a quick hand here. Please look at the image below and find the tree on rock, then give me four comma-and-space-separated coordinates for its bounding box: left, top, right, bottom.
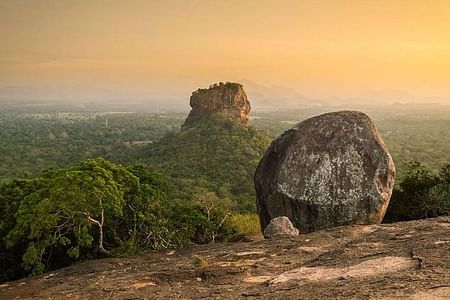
6, 158, 139, 274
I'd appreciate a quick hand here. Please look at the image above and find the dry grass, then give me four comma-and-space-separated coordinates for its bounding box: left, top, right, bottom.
229, 213, 261, 235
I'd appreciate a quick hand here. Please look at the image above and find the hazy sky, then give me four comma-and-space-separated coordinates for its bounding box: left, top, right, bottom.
1, 0, 449, 99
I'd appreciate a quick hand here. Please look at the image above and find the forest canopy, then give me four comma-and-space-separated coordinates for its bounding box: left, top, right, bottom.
0, 158, 237, 282
0, 106, 449, 283
137, 115, 272, 211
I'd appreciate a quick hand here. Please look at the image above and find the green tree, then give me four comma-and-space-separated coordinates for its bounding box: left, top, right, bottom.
1, 158, 239, 281
138, 115, 271, 212
385, 161, 450, 221
6, 158, 139, 274
192, 188, 235, 242
0, 178, 37, 282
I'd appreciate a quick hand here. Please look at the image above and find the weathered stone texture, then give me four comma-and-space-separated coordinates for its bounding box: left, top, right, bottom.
263, 216, 299, 238
255, 111, 396, 233
182, 82, 250, 128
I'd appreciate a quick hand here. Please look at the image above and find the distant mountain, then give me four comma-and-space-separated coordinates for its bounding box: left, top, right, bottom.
239, 79, 315, 110
1, 84, 448, 112
360, 89, 450, 105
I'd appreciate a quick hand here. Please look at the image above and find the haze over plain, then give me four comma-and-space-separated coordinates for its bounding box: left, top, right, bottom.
1, 0, 449, 107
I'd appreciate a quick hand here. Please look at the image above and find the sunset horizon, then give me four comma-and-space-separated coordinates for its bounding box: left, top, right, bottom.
1, 0, 450, 104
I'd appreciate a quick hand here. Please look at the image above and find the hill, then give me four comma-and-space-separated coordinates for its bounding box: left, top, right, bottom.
137, 115, 271, 211
1, 217, 448, 299
136, 83, 272, 211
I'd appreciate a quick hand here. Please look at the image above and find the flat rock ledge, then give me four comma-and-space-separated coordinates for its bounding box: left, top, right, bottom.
1, 217, 449, 300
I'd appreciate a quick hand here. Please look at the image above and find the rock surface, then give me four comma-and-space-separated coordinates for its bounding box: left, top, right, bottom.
1, 217, 449, 299
263, 216, 299, 238
255, 111, 396, 233
182, 82, 251, 128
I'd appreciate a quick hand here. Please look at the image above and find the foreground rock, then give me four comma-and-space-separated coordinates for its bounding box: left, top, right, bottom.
255, 111, 396, 233
183, 82, 251, 128
263, 216, 299, 238
1, 217, 449, 299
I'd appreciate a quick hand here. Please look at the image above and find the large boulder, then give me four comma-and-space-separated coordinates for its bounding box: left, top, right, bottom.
255, 111, 396, 233
182, 82, 251, 128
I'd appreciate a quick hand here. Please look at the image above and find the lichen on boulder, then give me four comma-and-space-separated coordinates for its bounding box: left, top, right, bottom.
255, 111, 396, 233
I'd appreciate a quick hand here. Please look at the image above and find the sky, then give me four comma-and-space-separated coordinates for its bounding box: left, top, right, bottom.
1, 0, 450, 102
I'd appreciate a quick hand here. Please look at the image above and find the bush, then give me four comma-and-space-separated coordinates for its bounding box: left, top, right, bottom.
385, 161, 450, 222
229, 213, 261, 235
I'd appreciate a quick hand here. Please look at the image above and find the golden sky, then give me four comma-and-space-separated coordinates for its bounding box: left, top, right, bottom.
1, 0, 449, 99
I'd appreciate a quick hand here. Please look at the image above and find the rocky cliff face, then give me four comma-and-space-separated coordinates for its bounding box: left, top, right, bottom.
255, 111, 396, 233
182, 82, 251, 128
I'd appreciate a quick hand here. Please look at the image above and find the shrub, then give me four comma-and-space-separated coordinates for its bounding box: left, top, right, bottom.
229, 213, 261, 236
385, 161, 450, 222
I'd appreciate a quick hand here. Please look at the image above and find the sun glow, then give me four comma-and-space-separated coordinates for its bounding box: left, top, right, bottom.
1, 0, 449, 99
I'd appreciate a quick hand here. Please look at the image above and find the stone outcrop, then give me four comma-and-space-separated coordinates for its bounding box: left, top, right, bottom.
263, 216, 299, 238
182, 82, 251, 128
255, 111, 396, 233
2, 217, 448, 299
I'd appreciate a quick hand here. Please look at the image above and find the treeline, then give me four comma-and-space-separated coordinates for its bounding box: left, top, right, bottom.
2, 109, 449, 182
0, 158, 240, 282
251, 108, 450, 179
385, 161, 450, 222
0, 112, 184, 178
